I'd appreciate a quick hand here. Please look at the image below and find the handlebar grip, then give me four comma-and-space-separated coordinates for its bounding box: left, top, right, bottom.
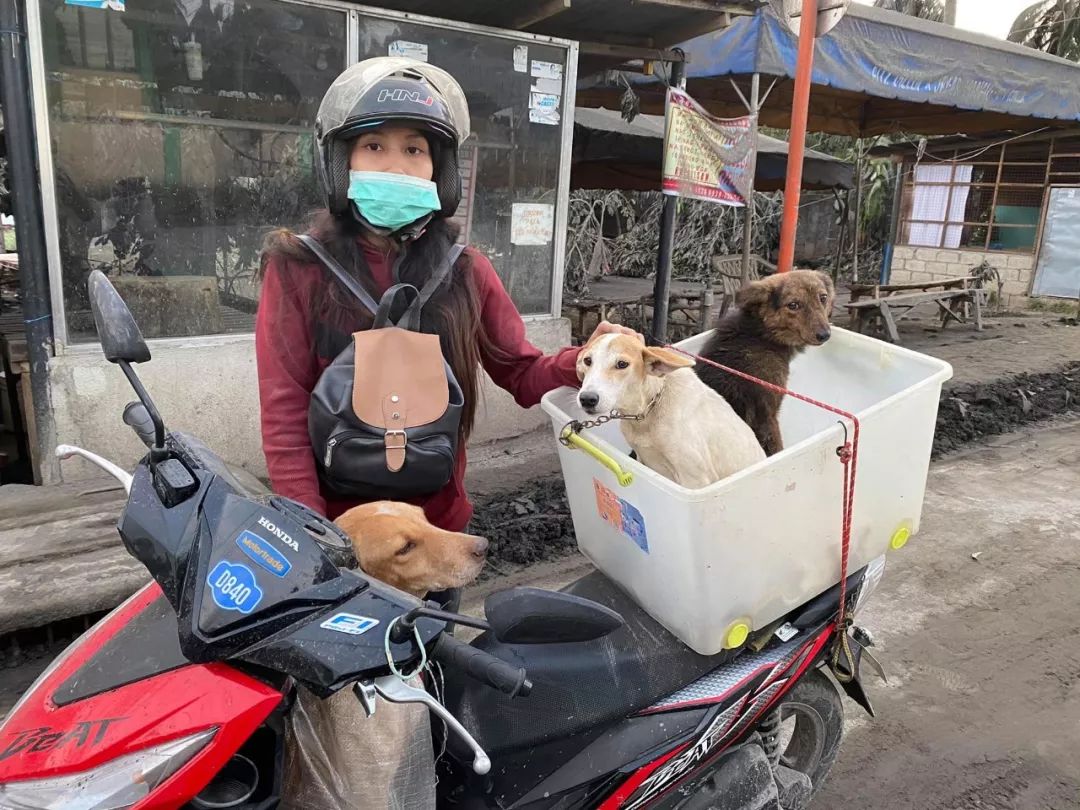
123, 401, 157, 449
431, 635, 532, 698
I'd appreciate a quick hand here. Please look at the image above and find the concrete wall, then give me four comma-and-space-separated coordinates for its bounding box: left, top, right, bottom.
888, 246, 1035, 310
45, 318, 572, 485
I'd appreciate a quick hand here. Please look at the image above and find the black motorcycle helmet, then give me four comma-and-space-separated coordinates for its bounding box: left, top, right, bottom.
313, 57, 471, 238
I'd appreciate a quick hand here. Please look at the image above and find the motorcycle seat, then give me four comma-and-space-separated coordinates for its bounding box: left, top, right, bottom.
442, 571, 741, 757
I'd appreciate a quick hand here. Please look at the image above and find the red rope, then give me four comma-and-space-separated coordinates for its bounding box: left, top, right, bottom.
665, 345, 860, 638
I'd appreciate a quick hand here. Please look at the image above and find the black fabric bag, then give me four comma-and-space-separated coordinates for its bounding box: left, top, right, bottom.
299, 234, 466, 500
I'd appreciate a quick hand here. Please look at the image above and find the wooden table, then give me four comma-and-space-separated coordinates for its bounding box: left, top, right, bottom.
846, 277, 986, 344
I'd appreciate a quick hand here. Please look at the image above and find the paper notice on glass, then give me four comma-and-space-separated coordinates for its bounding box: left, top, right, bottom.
531, 60, 563, 81
511, 204, 555, 246
529, 108, 560, 126
530, 77, 563, 96
514, 45, 528, 73
529, 92, 560, 113
388, 40, 428, 62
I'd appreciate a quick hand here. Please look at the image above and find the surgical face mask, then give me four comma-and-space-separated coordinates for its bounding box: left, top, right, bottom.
347, 170, 441, 231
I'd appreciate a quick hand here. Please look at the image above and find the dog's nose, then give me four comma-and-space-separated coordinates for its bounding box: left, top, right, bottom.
579, 391, 600, 412
815, 328, 831, 343
472, 536, 489, 559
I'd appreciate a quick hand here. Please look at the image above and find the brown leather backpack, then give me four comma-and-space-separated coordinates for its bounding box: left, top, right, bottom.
299, 234, 465, 499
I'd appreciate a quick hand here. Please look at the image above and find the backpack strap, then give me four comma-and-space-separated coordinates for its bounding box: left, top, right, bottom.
373, 283, 421, 329
298, 234, 466, 330
296, 234, 380, 316
390, 243, 468, 331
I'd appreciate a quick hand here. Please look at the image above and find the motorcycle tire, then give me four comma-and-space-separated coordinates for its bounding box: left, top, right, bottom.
658, 669, 844, 810
773, 668, 844, 795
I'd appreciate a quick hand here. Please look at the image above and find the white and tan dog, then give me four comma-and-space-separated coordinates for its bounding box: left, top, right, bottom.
576, 334, 765, 489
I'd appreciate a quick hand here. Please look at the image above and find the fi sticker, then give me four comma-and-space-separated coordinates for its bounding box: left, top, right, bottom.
321, 613, 380, 636
594, 479, 648, 553
207, 561, 263, 614
236, 530, 292, 578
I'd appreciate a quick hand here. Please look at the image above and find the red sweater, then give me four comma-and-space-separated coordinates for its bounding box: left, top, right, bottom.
255, 241, 580, 531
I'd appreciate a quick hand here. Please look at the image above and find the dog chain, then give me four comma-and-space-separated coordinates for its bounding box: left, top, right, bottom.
559, 389, 664, 445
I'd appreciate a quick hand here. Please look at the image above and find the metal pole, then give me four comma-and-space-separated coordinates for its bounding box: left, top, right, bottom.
740, 72, 760, 287
651, 57, 686, 344
944, 0, 957, 26
852, 138, 862, 283
0, 0, 56, 484
776, 0, 818, 274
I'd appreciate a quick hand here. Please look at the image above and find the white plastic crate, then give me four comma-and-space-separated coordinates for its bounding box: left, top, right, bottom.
541, 327, 952, 655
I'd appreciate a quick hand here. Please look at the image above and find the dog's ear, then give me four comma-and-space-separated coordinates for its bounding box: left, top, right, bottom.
642, 346, 694, 377
815, 271, 835, 298
735, 279, 773, 313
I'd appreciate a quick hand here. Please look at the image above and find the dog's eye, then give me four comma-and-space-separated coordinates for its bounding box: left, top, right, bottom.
395, 541, 416, 557
615, 359, 630, 370
819, 293, 829, 304
583, 356, 592, 367
787, 301, 801, 311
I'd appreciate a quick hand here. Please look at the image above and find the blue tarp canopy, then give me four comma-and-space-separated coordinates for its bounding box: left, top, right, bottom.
578, 4, 1080, 137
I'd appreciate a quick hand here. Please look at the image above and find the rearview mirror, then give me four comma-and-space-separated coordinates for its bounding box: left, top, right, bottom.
88, 270, 151, 364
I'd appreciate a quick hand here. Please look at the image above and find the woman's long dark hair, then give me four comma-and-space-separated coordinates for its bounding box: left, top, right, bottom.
261, 210, 500, 442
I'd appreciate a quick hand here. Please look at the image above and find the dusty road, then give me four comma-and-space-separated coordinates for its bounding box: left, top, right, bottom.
815, 418, 1080, 809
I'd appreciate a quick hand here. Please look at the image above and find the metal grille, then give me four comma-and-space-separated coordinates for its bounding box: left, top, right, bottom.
647, 636, 807, 711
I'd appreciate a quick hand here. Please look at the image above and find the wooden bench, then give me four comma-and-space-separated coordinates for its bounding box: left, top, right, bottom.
846, 277, 986, 343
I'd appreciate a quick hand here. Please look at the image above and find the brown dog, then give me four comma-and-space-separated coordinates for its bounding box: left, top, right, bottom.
696, 270, 835, 456
334, 501, 488, 597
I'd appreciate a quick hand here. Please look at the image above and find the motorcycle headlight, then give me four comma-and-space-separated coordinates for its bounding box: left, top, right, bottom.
852, 554, 886, 616
0, 728, 215, 810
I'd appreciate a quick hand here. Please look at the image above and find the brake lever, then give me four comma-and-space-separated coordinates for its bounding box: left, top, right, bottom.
373, 675, 491, 776
55, 445, 133, 494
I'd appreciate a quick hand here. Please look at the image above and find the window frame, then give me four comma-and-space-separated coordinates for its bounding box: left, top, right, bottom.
898, 140, 1053, 256
26, 0, 577, 353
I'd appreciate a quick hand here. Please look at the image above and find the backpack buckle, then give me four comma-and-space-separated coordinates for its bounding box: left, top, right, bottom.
384, 430, 408, 473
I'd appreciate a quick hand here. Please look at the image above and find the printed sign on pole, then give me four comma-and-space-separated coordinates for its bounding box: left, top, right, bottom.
661, 88, 754, 207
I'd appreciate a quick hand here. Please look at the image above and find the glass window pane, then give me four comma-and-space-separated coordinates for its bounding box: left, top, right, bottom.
988, 226, 1037, 252
41, 0, 346, 341
356, 15, 569, 315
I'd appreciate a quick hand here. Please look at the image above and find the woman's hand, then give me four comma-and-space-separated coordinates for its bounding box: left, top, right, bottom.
586, 320, 644, 345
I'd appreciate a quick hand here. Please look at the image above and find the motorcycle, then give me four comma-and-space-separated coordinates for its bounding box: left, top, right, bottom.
0, 270, 884, 810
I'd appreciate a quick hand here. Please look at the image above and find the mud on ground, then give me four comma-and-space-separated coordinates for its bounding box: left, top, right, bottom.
934, 361, 1080, 457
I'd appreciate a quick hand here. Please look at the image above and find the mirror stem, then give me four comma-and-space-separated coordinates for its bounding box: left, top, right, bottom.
119, 360, 167, 458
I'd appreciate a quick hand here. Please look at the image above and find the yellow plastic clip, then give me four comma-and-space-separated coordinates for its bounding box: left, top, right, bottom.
890, 526, 911, 551
560, 426, 634, 487
724, 621, 750, 650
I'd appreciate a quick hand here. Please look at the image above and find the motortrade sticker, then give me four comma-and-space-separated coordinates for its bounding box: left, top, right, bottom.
236, 530, 291, 578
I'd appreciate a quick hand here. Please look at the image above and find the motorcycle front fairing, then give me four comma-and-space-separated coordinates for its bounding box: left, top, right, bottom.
117, 440, 441, 696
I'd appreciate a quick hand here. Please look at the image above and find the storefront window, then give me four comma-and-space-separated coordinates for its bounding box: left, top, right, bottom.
39, 0, 345, 341
355, 13, 571, 315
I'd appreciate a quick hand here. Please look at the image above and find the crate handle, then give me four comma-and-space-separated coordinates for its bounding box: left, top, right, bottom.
560, 427, 634, 487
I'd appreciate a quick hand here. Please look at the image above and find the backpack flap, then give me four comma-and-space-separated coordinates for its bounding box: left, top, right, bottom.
352, 327, 450, 473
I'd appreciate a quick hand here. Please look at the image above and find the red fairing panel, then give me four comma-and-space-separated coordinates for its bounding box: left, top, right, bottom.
0, 583, 283, 809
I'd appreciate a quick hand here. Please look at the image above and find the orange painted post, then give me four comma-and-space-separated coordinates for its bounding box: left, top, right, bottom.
776, 0, 818, 273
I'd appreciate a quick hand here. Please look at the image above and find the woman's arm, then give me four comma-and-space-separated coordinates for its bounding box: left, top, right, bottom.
472, 250, 581, 408
255, 256, 327, 515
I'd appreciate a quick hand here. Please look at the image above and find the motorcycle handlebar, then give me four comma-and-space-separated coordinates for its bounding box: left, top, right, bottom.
123, 401, 157, 450
431, 634, 532, 698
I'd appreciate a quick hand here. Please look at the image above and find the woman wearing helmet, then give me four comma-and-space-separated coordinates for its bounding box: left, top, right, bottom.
256, 57, 633, 531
